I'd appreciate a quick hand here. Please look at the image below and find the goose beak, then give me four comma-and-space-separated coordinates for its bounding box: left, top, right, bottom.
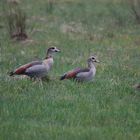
55, 48, 60, 52
95, 60, 100, 63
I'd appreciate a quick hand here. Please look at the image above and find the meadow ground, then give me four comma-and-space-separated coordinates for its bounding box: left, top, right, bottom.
0, 0, 140, 139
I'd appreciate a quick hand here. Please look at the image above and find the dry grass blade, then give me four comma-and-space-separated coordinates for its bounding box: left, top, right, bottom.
128, 0, 140, 23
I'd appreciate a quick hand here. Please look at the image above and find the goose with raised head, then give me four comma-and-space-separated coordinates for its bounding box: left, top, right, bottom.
9, 46, 60, 79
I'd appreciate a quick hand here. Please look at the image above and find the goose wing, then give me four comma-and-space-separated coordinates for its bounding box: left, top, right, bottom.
60, 68, 89, 80
10, 61, 42, 75
25, 64, 47, 77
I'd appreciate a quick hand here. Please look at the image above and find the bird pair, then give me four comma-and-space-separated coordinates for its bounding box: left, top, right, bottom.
10, 47, 99, 82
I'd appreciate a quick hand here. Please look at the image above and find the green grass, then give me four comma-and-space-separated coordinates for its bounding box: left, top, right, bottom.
0, 0, 140, 139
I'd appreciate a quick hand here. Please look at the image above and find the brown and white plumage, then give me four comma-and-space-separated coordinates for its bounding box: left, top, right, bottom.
60, 56, 99, 82
9, 47, 60, 78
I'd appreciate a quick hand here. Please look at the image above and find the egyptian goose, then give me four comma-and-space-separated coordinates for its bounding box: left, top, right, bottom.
60, 56, 99, 82
9, 46, 60, 79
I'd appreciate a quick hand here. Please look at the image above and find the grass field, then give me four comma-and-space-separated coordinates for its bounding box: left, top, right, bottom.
0, 0, 140, 139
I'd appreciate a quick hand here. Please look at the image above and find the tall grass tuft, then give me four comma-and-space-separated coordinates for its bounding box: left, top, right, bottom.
46, 0, 55, 14
4, 0, 28, 40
